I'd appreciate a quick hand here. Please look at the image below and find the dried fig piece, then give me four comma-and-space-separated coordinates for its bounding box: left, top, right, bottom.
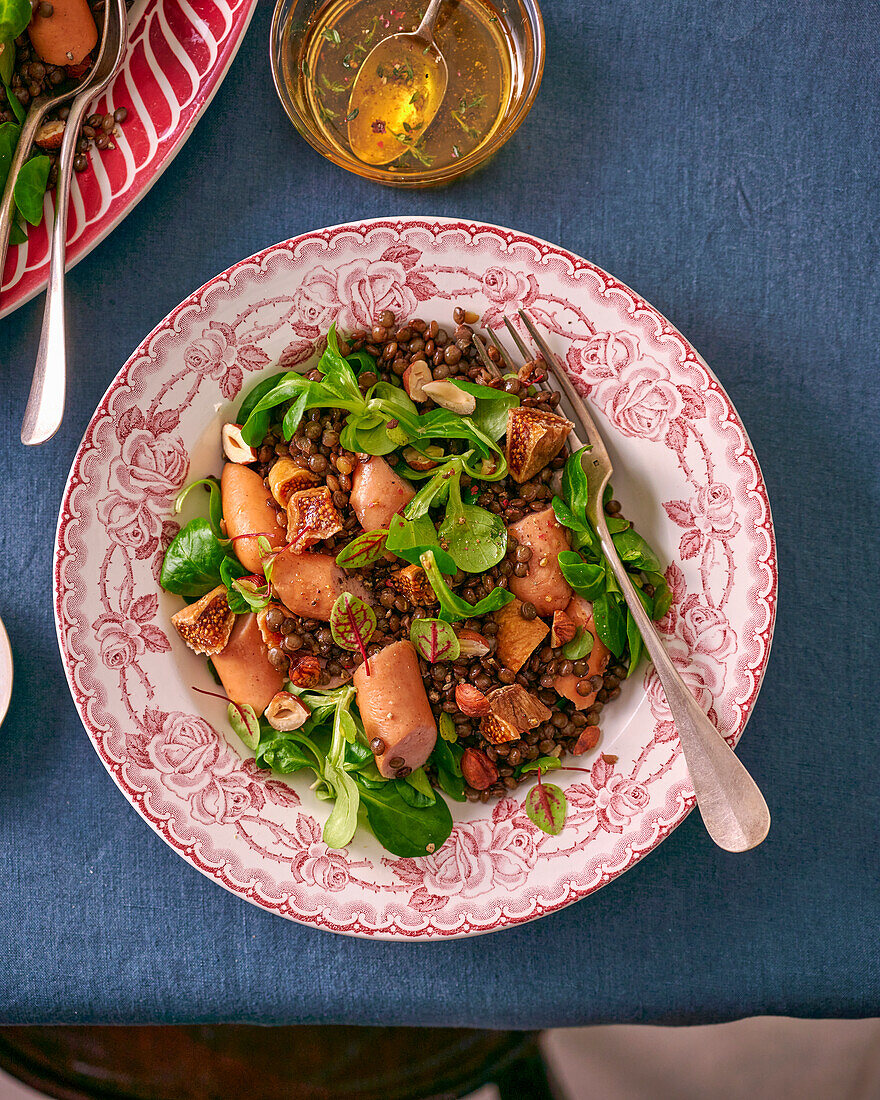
487, 684, 552, 732
492, 598, 549, 672
505, 405, 574, 483
268, 458, 320, 506
286, 486, 344, 551
480, 714, 522, 745
387, 564, 437, 606
171, 585, 234, 656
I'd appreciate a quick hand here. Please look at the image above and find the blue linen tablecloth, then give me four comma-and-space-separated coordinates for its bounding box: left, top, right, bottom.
1, 0, 878, 1026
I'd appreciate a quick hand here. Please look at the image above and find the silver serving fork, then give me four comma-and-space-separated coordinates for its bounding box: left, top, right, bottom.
476, 311, 770, 853
19, 0, 128, 446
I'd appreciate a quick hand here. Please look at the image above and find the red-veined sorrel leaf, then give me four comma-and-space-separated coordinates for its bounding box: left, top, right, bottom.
330, 593, 377, 672
524, 775, 567, 835
191, 686, 259, 750
409, 618, 460, 663
335, 528, 388, 569
227, 702, 260, 750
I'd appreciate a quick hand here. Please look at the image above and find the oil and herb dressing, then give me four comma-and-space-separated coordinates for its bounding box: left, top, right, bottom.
284, 0, 513, 175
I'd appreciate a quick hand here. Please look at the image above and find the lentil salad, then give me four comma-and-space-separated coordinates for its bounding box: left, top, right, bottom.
160, 309, 671, 856
0, 1, 133, 244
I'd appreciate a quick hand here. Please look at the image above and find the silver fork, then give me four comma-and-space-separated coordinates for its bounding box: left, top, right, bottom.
477, 311, 770, 853
20, 0, 128, 446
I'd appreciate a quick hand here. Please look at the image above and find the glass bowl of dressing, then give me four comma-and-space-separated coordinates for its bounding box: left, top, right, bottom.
270, 0, 545, 187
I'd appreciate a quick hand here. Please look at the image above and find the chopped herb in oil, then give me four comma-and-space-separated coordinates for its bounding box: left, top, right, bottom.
290, 0, 512, 174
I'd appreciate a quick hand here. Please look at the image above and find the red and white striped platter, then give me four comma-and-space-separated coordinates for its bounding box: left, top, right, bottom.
0, 0, 256, 319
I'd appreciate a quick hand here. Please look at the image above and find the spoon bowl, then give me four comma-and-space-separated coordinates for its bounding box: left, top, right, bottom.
347, 0, 448, 166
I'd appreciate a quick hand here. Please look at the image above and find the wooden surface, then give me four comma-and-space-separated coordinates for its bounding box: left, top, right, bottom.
0, 1026, 555, 1100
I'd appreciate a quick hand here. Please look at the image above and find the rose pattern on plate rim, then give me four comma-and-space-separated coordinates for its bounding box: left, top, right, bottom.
55, 219, 776, 938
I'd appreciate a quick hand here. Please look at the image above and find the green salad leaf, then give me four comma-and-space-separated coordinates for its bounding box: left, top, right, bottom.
592, 591, 626, 658
14, 154, 50, 225
219, 554, 251, 613
611, 528, 663, 573
0, 0, 32, 41
174, 477, 225, 541
561, 627, 594, 660
318, 686, 361, 849
420, 550, 515, 622
554, 447, 671, 667
255, 730, 319, 774
386, 513, 457, 575
354, 773, 453, 856
160, 519, 228, 598
557, 551, 605, 600
329, 592, 377, 657
238, 370, 289, 424
519, 756, 563, 777
438, 712, 457, 742
0, 41, 15, 86
438, 467, 507, 572
429, 738, 466, 802
626, 608, 643, 677
448, 378, 520, 440
5, 81, 24, 123
239, 326, 422, 456
0, 120, 20, 190
396, 769, 436, 808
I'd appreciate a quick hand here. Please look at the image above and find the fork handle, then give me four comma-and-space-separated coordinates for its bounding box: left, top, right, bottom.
592, 507, 771, 852
20, 88, 90, 445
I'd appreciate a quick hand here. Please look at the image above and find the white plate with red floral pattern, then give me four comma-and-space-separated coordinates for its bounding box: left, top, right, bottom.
53, 217, 777, 938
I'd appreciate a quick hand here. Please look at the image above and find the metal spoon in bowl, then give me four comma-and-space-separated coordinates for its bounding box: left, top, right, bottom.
20, 0, 128, 447
346, 0, 448, 166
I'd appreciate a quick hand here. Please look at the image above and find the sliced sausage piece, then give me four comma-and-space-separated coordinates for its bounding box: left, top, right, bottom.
221, 463, 286, 574
212, 613, 284, 716
353, 640, 438, 778
350, 456, 415, 531
29, 0, 98, 66
272, 548, 373, 621
507, 507, 572, 613
553, 595, 611, 709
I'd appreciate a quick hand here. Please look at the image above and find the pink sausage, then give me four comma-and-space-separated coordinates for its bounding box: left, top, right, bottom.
553, 596, 611, 709
350, 457, 415, 531
272, 548, 373, 621
212, 613, 284, 716
353, 640, 437, 778
221, 463, 286, 575
508, 507, 572, 613
29, 0, 98, 67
